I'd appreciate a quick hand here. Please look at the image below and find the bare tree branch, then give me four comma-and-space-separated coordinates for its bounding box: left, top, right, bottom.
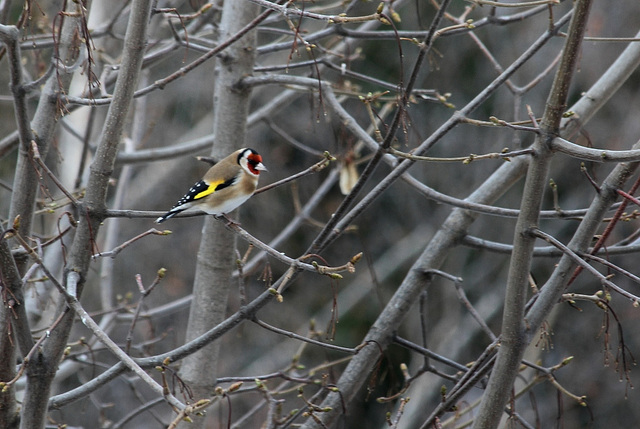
475, 2, 595, 426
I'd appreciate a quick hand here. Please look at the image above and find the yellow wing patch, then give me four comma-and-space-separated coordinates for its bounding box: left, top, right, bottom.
194, 179, 225, 200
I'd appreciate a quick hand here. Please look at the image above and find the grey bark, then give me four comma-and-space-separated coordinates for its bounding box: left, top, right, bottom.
17, 1, 153, 427
176, 2, 260, 427
474, 1, 594, 427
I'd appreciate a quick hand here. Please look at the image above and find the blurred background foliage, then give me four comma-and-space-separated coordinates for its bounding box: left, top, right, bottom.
2, 0, 640, 427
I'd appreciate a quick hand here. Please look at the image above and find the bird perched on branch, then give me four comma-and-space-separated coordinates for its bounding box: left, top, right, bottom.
155, 148, 267, 223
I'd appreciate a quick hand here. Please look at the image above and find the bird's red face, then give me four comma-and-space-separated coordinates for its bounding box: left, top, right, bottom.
247, 152, 267, 175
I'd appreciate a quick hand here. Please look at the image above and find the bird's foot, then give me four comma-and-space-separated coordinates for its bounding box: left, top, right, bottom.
215, 214, 241, 227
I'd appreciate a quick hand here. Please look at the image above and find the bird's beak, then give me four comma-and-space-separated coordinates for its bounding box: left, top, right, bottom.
256, 162, 267, 172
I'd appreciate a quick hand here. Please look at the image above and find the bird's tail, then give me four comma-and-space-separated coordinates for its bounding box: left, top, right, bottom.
155, 208, 183, 224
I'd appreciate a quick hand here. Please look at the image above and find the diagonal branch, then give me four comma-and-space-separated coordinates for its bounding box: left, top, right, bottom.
474, 2, 596, 427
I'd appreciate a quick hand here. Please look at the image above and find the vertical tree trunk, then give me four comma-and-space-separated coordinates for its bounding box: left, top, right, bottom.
473, 1, 594, 427
17, 1, 153, 427
177, 1, 259, 426
1, 5, 82, 429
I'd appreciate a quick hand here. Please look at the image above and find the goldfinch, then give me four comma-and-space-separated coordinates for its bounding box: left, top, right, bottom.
155, 148, 266, 223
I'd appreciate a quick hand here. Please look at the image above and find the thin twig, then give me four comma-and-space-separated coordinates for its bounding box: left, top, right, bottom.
252, 318, 357, 354
254, 152, 335, 195
92, 228, 169, 259
531, 228, 640, 303
389, 146, 534, 163
125, 270, 166, 354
